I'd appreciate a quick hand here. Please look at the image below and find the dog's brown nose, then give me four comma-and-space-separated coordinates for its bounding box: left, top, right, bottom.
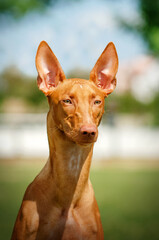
80, 125, 97, 137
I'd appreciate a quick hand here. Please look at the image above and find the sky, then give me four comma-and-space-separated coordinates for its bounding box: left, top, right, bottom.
0, 0, 147, 76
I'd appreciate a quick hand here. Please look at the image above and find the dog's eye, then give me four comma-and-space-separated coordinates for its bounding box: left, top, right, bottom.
94, 100, 101, 105
62, 99, 72, 104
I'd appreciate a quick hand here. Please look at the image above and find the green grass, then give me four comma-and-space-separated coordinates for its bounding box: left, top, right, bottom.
91, 167, 159, 240
0, 160, 159, 240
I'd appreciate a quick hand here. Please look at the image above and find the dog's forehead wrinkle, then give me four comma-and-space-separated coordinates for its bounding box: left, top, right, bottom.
66, 81, 98, 98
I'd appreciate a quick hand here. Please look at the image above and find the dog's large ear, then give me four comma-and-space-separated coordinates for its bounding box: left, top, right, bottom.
35, 41, 66, 96
90, 42, 118, 96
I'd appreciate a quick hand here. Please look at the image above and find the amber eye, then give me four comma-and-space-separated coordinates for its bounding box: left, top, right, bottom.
94, 100, 102, 105
62, 99, 72, 104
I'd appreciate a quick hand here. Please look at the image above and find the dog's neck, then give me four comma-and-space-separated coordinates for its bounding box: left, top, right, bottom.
46, 112, 94, 207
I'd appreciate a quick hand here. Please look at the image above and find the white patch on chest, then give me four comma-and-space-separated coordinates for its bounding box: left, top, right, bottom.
68, 149, 82, 177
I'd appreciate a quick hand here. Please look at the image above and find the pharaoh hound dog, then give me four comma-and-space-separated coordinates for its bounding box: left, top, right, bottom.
11, 41, 118, 240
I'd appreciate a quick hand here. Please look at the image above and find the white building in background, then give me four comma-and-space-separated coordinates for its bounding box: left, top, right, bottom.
0, 114, 159, 160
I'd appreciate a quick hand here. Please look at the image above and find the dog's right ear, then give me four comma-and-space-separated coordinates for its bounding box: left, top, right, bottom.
35, 41, 66, 96
90, 42, 118, 96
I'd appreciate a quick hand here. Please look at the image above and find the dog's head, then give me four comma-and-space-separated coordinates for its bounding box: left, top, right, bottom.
35, 41, 118, 145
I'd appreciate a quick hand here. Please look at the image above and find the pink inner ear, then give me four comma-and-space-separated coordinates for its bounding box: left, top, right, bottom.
45, 71, 56, 88
97, 71, 114, 91
37, 71, 56, 95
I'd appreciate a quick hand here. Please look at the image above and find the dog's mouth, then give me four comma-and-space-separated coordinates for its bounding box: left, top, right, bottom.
63, 128, 98, 145
55, 122, 98, 144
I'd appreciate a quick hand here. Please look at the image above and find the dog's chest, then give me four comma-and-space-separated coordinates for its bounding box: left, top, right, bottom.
36, 206, 98, 240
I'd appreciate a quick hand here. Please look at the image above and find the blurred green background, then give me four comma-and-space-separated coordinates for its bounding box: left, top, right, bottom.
0, 0, 159, 239
0, 160, 159, 240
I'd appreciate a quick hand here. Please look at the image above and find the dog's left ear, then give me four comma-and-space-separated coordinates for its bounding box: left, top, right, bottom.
90, 42, 118, 96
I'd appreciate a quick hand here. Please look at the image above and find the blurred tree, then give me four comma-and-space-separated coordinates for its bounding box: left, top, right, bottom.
0, 0, 54, 17
0, 66, 47, 112
139, 0, 159, 55
67, 68, 89, 79
0, 0, 82, 18
122, 0, 159, 55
